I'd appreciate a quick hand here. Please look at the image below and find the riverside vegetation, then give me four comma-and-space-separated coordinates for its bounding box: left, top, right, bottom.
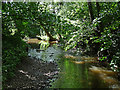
2, 1, 120, 89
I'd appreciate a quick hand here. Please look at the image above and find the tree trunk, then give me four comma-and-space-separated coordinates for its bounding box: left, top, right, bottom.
88, 1, 94, 21
118, 1, 120, 10
40, 23, 57, 41
118, 1, 120, 29
96, 1, 105, 33
96, 2, 101, 36
88, 1, 100, 54
96, 2, 100, 17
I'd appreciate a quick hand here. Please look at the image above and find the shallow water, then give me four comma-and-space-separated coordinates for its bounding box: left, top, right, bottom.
50, 58, 107, 88
28, 44, 120, 89
28, 45, 62, 62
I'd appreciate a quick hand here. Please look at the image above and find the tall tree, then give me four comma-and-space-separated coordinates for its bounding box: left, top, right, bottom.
96, 2, 101, 36
88, 1, 94, 21
96, 2, 100, 17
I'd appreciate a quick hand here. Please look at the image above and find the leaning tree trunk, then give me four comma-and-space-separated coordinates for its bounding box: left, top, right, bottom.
40, 23, 57, 41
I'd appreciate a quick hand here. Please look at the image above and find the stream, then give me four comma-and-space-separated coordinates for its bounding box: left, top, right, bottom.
28, 44, 120, 89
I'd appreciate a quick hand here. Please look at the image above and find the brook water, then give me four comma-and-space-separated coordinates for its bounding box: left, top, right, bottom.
28, 44, 120, 89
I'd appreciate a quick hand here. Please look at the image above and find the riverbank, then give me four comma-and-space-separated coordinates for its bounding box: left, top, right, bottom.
4, 45, 120, 89
4, 57, 59, 89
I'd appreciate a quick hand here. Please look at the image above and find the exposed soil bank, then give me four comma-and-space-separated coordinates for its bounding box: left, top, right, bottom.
4, 57, 59, 89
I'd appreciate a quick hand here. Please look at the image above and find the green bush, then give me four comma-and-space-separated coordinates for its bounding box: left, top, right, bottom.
2, 36, 28, 84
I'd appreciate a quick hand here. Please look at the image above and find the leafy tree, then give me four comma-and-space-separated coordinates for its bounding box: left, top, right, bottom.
2, 2, 120, 86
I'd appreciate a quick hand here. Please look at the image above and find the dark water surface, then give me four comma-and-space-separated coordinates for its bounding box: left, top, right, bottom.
50, 58, 108, 88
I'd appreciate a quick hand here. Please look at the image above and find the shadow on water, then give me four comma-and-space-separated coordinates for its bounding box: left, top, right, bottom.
50, 58, 108, 88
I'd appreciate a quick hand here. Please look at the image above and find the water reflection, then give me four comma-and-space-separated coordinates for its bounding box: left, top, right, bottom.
51, 56, 120, 89
51, 58, 108, 88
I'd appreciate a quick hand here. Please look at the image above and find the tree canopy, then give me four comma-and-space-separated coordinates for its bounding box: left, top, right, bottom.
2, 1, 120, 86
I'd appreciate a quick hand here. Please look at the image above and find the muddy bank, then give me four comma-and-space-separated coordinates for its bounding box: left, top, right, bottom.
5, 57, 59, 89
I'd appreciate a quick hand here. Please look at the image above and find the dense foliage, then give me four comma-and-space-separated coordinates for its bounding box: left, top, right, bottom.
2, 1, 120, 85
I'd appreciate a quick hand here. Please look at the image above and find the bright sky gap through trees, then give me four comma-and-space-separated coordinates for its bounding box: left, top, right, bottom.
2, 0, 119, 2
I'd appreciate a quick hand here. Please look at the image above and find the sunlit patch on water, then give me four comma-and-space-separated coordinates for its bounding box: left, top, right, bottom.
80, 56, 98, 61
64, 54, 78, 59
65, 55, 99, 64
71, 60, 98, 64
89, 66, 117, 76
89, 66, 120, 89
27, 38, 40, 44
64, 54, 98, 61
71, 61, 85, 64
